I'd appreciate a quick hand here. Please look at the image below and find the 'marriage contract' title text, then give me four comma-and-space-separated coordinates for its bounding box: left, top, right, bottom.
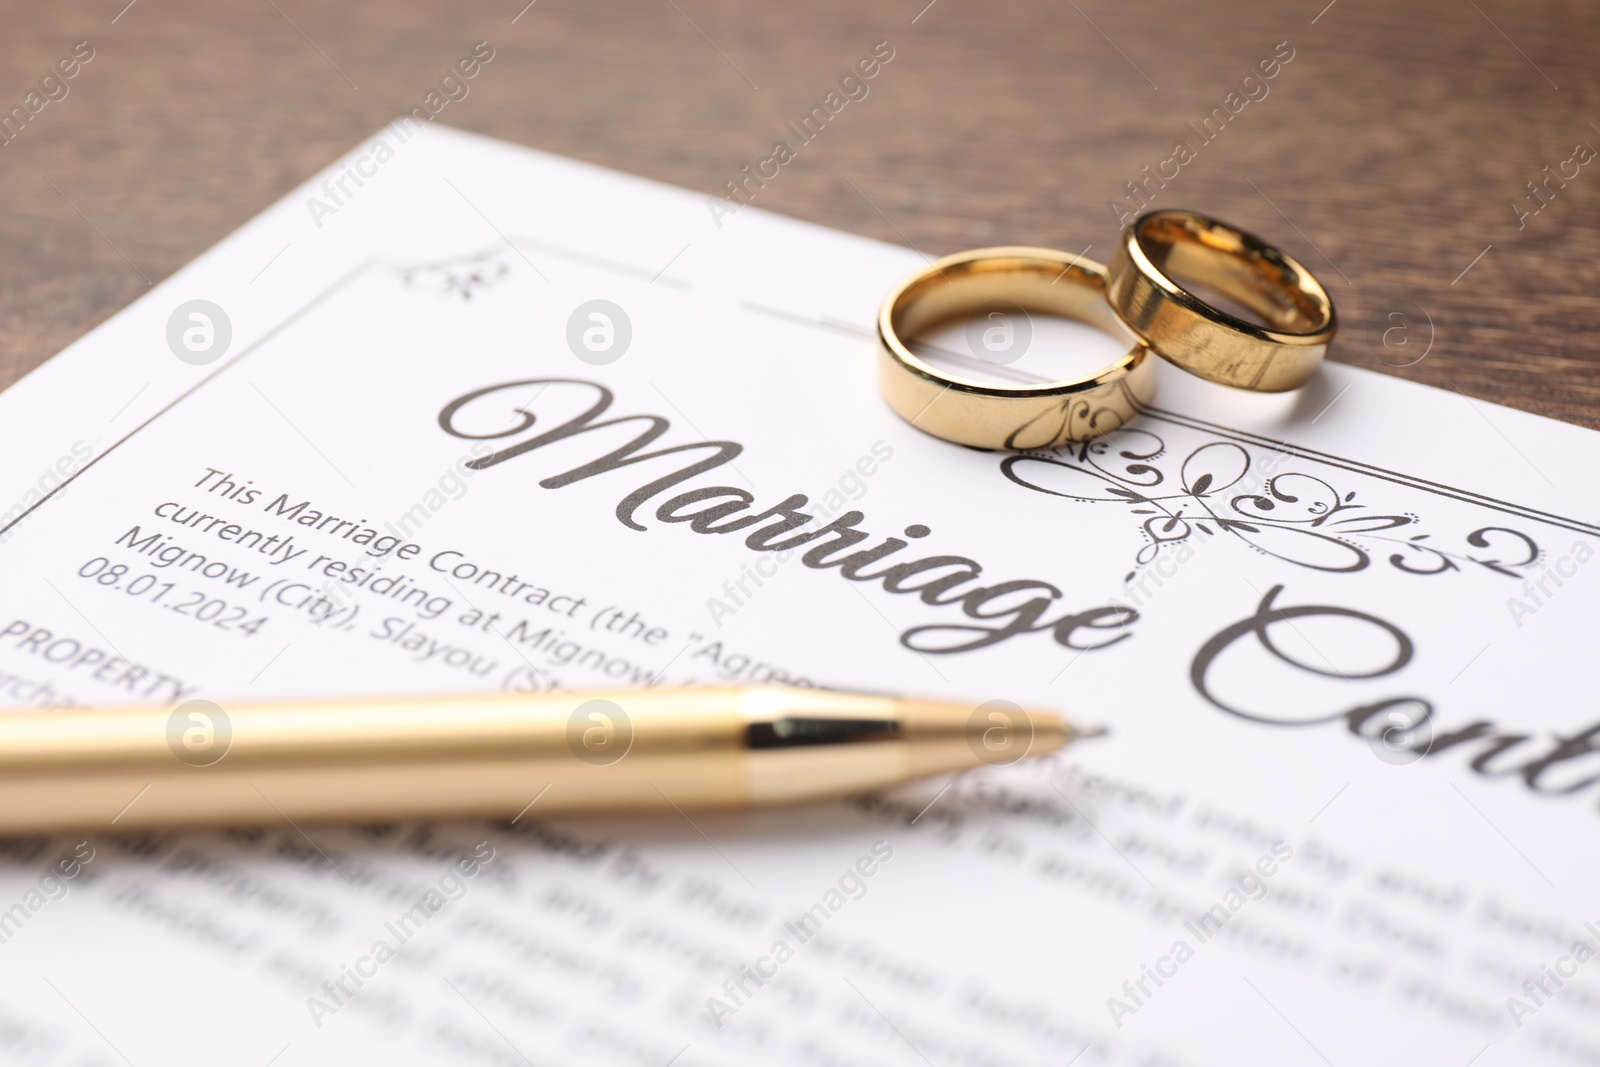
438, 378, 1139, 656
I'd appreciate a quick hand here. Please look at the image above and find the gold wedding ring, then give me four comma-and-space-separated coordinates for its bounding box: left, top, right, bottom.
877, 247, 1156, 449
1107, 209, 1336, 392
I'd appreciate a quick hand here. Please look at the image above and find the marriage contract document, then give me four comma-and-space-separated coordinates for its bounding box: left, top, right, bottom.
0, 124, 1595, 1067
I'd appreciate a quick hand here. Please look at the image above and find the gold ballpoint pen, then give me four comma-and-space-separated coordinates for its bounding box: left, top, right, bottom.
0, 687, 1089, 832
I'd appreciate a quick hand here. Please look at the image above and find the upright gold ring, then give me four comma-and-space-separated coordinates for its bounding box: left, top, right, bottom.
1107, 209, 1336, 392
877, 247, 1157, 450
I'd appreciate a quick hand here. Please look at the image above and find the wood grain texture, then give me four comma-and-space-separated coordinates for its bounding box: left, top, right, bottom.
1, 0, 1596, 426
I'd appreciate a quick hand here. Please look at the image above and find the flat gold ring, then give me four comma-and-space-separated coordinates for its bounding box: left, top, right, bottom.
1106, 209, 1336, 392
877, 247, 1157, 450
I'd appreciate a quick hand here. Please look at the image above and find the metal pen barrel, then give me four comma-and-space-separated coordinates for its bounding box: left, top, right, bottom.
0, 687, 1068, 831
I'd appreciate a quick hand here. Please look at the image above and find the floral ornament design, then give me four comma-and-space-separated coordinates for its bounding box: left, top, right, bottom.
397, 251, 511, 301
1000, 429, 1541, 582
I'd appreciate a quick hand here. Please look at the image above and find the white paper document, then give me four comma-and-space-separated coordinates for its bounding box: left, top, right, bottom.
0, 123, 1596, 1067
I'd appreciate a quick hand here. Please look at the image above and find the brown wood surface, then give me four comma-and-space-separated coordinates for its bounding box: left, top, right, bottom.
2, 0, 1597, 427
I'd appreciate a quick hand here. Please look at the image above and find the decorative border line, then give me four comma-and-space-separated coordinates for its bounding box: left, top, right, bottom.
0, 258, 378, 541
0, 234, 678, 541
1135, 403, 1600, 539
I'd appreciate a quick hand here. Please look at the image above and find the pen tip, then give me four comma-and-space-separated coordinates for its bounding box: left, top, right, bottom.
1068, 723, 1109, 742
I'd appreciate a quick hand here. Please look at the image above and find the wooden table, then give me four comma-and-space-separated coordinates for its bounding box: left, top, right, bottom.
4, 0, 1596, 427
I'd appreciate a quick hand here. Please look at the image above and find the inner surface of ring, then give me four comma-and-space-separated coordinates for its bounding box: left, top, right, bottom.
1136, 216, 1329, 333
890, 256, 1139, 384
